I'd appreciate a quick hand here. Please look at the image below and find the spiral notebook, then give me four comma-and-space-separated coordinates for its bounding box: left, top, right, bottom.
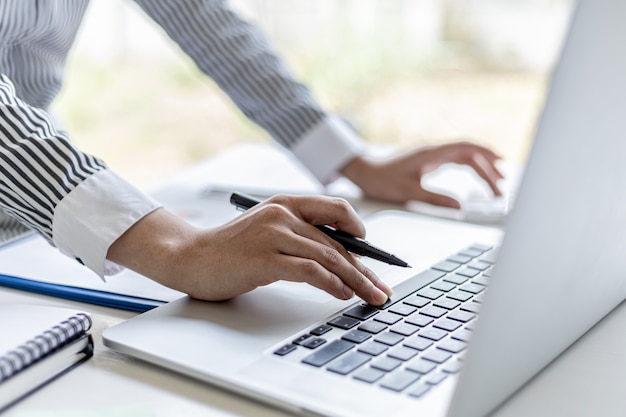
0, 304, 94, 412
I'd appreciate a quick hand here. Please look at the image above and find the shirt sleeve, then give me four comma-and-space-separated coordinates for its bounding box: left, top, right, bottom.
0, 74, 161, 278
132, 0, 365, 183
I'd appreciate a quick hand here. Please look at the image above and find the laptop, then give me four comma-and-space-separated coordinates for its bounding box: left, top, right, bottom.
103, 1, 626, 416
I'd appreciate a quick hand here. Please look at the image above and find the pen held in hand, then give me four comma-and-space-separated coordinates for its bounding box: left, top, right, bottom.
229, 192, 411, 268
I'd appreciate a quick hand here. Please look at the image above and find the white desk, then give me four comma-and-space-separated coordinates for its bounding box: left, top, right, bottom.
3, 144, 626, 417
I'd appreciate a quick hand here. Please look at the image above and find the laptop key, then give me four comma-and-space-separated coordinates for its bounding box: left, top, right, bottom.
470, 243, 492, 252
447, 254, 473, 264
448, 310, 476, 323
374, 331, 405, 346
471, 275, 490, 286
479, 250, 498, 264
433, 298, 461, 310
327, 351, 371, 375
433, 318, 461, 332
407, 383, 431, 398
342, 329, 372, 344
358, 320, 387, 334
328, 316, 360, 330
437, 339, 467, 354
389, 304, 417, 316
459, 247, 484, 257
293, 334, 313, 345
387, 346, 419, 361
430, 281, 456, 292
442, 360, 463, 374
274, 344, 297, 356
372, 269, 445, 310
443, 275, 469, 285
358, 341, 389, 356
380, 370, 421, 392
451, 329, 473, 343
459, 302, 481, 314
406, 358, 436, 374
353, 367, 386, 383
390, 322, 420, 337
455, 267, 481, 278
301, 337, 327, 349
419, 306, 448, 318
422, 349, 452, 364
374, 311, 403, 325
467, 259, 492, 271
405, 314, 434, 327
302, 339, 354, 367
403, 295, 430, 308
344, 305, 379, 320
473, 293, 487, 303
460, 283, 485, 294
447, 290, 473, 302
403, 336, 433, 351
416, 288, 444, 300
425, 371, 448, 386
431, 261, 461, 272
371, 356, 402, 372
418, 328, 447, 341
309, 324, 333, 336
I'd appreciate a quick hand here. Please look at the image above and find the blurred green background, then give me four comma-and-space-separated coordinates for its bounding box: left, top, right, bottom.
52, 0, 573, 188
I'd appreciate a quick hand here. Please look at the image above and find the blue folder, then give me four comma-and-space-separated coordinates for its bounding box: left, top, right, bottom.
0, 273, 166, 312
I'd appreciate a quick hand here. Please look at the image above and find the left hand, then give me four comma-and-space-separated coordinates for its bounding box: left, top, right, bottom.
340, 141, 504, 208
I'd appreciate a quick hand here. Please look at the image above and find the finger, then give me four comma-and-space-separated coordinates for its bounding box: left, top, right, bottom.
276, 231, 390, 305
466, 143, 503, 163
412, 188, 461, 209
354, 259, 394, 299
293, 219, 394, 299
272, 194, 366, 238
278, 255, 356, 301
467, 153, 504, 196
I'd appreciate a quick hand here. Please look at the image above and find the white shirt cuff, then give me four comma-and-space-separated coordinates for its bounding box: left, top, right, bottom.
291, 115, 365, 184
52, 170, 162, 279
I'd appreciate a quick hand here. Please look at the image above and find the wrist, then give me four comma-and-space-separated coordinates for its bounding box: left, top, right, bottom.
106, 208, 199, 288
340, 155, 375, 187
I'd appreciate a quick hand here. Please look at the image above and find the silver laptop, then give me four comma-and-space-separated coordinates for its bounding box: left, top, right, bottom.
103, 1, 626, 416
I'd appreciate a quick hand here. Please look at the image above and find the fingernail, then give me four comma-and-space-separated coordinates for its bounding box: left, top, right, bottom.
372, 288, 388, 305
379, 281, 393, 297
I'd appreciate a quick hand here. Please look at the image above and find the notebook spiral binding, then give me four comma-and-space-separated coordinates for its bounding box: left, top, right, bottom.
0, 313, 92, 382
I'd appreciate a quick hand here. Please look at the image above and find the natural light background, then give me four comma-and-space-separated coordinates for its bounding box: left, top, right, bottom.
52, 0, 574, 189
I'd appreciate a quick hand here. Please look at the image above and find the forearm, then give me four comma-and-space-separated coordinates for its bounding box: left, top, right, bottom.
133, 0, 366, 183
0, 73, 106, 241
133, 0, 325, 146
0, 74, 161, 276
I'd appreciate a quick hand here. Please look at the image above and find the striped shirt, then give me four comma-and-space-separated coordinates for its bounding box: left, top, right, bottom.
0, 0, 363, 277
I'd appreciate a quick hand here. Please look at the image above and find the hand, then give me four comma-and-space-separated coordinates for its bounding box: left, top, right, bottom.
341, 141, 505, 208
107, 195, 392, 305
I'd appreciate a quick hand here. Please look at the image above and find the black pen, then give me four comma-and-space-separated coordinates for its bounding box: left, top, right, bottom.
229, 192, 411, 268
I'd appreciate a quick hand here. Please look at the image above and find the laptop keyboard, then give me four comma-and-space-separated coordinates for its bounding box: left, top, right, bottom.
272, 244, 496, 398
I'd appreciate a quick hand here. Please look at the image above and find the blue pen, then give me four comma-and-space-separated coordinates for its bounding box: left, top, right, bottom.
0, 274, 166, 312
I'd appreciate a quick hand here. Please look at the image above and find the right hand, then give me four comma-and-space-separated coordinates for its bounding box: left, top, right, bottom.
107, 195, 393, 306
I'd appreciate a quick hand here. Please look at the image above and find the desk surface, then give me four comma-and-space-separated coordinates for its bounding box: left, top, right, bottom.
3, 144, 626, 417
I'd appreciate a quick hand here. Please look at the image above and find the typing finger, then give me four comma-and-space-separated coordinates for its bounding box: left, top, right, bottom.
276, 231, 390, 306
